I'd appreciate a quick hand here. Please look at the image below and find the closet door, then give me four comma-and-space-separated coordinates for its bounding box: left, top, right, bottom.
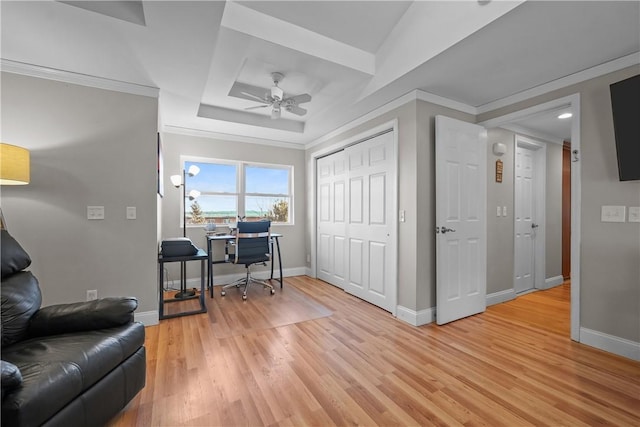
316, 151, 347, 288
343, 131, 396, 312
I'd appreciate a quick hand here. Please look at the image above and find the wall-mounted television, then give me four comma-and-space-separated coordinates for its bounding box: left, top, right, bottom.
609, 74, 640, 181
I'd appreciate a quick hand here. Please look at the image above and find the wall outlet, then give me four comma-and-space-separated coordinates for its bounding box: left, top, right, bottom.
306, 254, 311, 263
601, 205, 626, 223
629, 207, 640, 223
126, 206, 136, 220
86, 289, 98, 301
87, 206, 105, 220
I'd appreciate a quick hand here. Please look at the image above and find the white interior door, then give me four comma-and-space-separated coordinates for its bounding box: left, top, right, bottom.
514, 145, 536, 293
436, 116, 487, 325
343, 131, 396, 312
514, 136, 546, 293
317, 151, 347, 288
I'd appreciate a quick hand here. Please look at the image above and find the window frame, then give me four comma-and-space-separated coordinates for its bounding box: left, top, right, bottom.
181, 156, 294, 227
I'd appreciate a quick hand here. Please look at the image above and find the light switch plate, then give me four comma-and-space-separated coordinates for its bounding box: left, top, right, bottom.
87, 206, 105, 220
497, 206, 501, 217
629, 207, 640, 223
601, 205, 626, 223
126, 206, 137, 220
502, 206, 507, 217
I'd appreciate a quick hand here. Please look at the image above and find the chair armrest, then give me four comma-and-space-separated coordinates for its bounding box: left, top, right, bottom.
27, 297, 138, 337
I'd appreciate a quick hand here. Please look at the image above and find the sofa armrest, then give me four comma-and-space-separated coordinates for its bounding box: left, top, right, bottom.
1, 360, 23, 400
28, 297, 138, 337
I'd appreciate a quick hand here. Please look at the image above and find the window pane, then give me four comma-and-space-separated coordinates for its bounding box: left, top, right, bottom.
186, 195, 237, 225
245, 166, 289, 194
245, 196, 289, 222
186, 161, 236, 193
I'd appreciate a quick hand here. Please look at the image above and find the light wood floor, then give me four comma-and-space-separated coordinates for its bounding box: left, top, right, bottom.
109, 277, 640, 426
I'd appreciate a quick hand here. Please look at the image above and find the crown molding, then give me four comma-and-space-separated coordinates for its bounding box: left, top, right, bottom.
477, 53, 640, 114
1, 59, 159, 98
162, 125, 305, 150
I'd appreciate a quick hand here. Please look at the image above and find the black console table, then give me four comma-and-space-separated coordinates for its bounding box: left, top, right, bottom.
158, 248, 208, 319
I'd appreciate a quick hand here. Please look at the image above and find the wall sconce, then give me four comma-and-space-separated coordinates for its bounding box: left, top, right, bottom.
170, 165, 200, 238
492, 142, 507, 156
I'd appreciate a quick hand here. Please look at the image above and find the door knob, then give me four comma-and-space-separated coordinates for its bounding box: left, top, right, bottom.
441, 227, 456, 234
531, 223, 539, 229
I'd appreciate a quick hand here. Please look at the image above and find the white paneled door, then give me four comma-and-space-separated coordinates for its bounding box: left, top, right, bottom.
435, 116, 487, 325
316, 130, 396, 313
514, 145, 536, 293
317, 151, 347, 288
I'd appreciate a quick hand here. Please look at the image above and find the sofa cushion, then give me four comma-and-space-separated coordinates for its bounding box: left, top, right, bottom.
1, 271, 42, 347
1, 230, 31, 278
1, 322, 145, 426
1, 360, 23, 399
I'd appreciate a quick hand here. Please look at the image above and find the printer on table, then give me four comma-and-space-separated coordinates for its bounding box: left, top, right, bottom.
161, 237, 199, 257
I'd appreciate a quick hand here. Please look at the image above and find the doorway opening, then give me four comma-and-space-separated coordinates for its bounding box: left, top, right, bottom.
479, 93, 581, 342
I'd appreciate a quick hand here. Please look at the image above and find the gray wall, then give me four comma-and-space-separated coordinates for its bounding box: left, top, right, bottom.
1, 72, 158, 315
479, 65, 640, 343
160, 132, 307, 280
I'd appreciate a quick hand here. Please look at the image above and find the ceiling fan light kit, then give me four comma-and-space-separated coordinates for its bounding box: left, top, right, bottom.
244, 72, 311, 120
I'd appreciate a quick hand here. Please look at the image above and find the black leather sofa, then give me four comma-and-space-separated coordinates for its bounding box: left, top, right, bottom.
1, 230, 146, 426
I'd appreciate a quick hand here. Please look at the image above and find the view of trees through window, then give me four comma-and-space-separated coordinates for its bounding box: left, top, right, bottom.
183, 160, 292, 225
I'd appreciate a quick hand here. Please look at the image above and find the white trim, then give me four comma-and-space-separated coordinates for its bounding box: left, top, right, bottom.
542, 275, 564, 290
416, 90, 476, 115
193, 266, 306, 288
500, 124, 565, 145
477, 53, 639, 114
134, 311, 159, 326
307, 92, 417, 149
1, 59, 159, 98
163, 125, 305, 150
570, 94, 582, 342
396, 305, 436, 327
486, 288, 517, 307
580, 328, 640, 361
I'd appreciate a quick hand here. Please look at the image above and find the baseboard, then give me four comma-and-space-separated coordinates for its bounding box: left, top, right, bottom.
305, 267, 313, 277
396, 305, 436, 326
486, 288, 517, 306
541, 275, 564, 290
580, 327, 640, 361
135, 310, 159, 326
187, 266, 307, 288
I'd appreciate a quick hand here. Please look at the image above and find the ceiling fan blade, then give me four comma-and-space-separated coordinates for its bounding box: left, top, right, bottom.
287, 93, 312, 105
245, 104, 269, 110
286, 105, 307, 116
241, 91, 267, 102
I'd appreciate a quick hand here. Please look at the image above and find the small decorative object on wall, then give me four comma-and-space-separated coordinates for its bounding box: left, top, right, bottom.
495, 159, 503, 183
157, 133, 164, 197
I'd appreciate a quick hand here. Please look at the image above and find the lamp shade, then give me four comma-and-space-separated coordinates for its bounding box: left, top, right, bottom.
0, 143, 30, 185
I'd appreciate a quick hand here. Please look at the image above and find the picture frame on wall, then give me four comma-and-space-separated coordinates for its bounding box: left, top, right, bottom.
157, 133, 164, 197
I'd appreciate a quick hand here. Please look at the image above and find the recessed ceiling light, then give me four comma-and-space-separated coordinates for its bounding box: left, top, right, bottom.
558, 112, 573, 119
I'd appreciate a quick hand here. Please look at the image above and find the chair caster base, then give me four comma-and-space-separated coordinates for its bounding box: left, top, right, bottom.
270, 289, 275, 295
242, 293, 247, 301
221, 290, 226, 297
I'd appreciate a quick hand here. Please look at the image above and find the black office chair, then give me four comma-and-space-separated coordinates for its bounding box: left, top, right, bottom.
220, 220, 275, 300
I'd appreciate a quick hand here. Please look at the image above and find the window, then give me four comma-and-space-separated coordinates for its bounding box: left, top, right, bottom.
184, 159, 292, 226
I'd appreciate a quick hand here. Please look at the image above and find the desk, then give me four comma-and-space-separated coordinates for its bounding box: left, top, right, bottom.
158, 249, 208, 319
207, 233, 283, 297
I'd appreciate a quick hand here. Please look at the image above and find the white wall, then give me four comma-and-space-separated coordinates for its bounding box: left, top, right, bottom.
1, 72, 158, 317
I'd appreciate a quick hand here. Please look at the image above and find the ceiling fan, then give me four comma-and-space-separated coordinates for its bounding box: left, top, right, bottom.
243, 72, 312, 119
